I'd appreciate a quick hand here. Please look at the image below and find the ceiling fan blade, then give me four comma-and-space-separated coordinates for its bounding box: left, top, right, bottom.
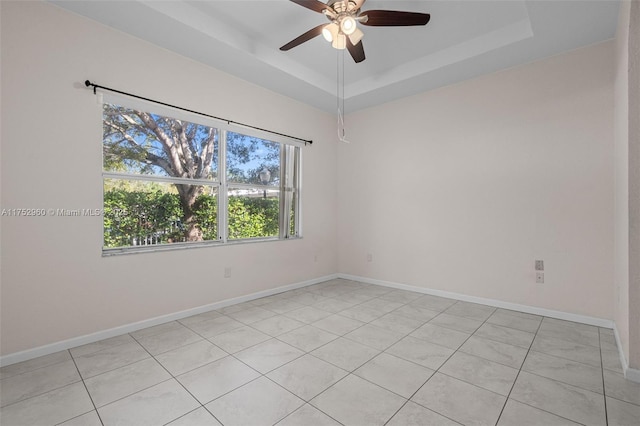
280, 24, 326, 51
289, 0, 329, 14
346, 37, 365, 63
360, 10, 431, 26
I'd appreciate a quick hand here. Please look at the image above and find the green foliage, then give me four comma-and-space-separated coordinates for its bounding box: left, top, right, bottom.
103, 188, 183, 247
192, 194, 218, 241
228, 197, 279, 239
103, 188, 280, 248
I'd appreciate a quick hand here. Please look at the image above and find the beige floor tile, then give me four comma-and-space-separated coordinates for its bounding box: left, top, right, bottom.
344, 323, 404, 350
606, 396, 640, 426
276, 403, 342, 426
0, 359, 80, 407
166, 407, 222, 425
459, 336, 528, 368
70, 335, 135, 358
386, 401, 461, 426
603, 369, 640, 406
84, 358, 170, 407
155, 339, 227, 376
59, 410, 103, 426
311, 374, 406, 426
370, 313, 424, 335
531, 334, 601, 367
177, 356, 260, 404
522, 350, 603, 393
98, 379, 199, 426
0, 350, 71, 380
497, 399, 581, 426
74, 341, 150, 379
312, 314, 365, 336
386, 336, 454, 370
510, 371, 606, 426
474, 323, 535, 349
277, 325, 339, 352
354, 353, 434, 398
412, 373, 506, 426
267, 354, 348, 400
311, 337, 380, 371
0, 382, 94, 426
206, 376, 304, 426
250, 315, 306, 336
444, 301, 496, 321
136, 327, 203, 356
439, 351, 519, 396
486, 310, 542, 333
410, 323, 470, 350
428, 313, 483, 334
208, 325, 270, 353
235, 339, 304, 374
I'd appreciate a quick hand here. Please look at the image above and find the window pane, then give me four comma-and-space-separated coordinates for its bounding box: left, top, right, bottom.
227, 187, 279, 239
103, 104, 218, 179
103, 179, 218, 248
226, 132, 280, 185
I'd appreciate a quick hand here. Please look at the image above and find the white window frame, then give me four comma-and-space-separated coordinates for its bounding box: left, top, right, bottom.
101, 93, 302, 256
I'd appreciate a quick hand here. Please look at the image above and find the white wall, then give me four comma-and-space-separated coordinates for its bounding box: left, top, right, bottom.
614, 0, 631, 369
614, 0, 640, 376
626, 0, 640, 372
0, 1, 337, 356
338, 41, 615, 319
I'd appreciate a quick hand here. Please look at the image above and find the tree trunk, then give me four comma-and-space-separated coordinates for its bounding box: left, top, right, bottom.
176, 184, 205, 242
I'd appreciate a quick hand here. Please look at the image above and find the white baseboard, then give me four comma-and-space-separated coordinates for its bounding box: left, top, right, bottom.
0, 273, 339, 367
339, 273, 614, 328
613, 323, 640, 383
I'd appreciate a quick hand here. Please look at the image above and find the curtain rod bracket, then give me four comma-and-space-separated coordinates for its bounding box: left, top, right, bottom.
85, 80, 96, 94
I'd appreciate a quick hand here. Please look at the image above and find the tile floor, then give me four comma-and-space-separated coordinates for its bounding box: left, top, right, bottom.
1, 279, 639, 426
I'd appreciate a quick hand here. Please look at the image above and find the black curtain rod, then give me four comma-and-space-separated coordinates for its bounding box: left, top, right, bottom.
84, 80, 312, 145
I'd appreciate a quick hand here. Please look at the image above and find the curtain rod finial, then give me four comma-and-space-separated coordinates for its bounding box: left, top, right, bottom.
85, 80, 91, 87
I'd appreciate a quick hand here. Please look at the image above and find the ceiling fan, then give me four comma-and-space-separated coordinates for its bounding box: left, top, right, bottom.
280, 0, 431, 63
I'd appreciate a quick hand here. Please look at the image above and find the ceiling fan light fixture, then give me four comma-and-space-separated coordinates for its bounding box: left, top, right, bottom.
340, 15, 357, 35
332, 33, 347, 49
322, 23, 339, 42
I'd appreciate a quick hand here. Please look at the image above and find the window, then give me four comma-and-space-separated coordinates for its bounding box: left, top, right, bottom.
102, 98, 301, 254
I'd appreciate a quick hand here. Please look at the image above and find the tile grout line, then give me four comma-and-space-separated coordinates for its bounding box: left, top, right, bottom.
126, 332, 226, 425
383, 301, 498, 425
599, 328, 610, 426
492, 313, 543, 425
68, 349, 106, 426
485, 317, 607, 426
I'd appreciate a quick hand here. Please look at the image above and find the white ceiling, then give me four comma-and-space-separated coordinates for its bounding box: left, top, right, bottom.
51, 0, 620, 113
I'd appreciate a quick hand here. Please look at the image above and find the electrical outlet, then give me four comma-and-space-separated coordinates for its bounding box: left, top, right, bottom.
367, 253, 373, 262
536, 272, 544, 284
535, 260, 544, 271
224, 267, 232, 278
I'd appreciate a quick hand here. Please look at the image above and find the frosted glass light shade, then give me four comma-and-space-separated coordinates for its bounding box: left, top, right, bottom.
332, 33, 346, 49
340, 16, 356, 35
322, 23, 338, 42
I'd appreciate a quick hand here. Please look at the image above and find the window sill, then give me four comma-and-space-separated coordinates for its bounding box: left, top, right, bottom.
102, 236, 302, 257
